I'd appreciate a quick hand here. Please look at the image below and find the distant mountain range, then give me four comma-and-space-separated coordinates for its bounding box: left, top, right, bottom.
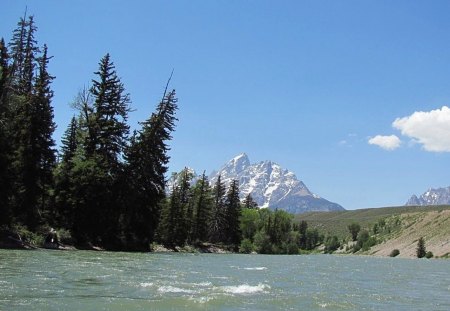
406, 186, 450, 206
170, 153, 344, 214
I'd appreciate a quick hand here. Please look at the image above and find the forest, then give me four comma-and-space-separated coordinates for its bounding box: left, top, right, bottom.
0, 15, 332, 254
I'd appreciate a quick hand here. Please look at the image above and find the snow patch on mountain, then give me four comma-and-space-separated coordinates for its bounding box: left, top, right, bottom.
406, 186, 450, 206
209, 153, 344, 213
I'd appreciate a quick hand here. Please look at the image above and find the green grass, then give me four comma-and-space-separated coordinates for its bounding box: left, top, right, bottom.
295, 205, 450, 240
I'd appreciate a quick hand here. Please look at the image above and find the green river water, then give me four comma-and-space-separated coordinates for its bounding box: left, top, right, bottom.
0, 249, 449, 310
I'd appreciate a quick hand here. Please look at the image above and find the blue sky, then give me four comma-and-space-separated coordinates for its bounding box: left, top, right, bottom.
2, 1, 450, 209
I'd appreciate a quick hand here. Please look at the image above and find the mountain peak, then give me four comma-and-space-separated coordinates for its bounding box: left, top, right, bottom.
406, 186, 450, 206
210, 153, 344, 213
221, 153, 250, 176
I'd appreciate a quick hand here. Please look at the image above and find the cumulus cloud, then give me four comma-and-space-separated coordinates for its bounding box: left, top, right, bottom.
368, 135, 401, 150
392, 106, 450, 152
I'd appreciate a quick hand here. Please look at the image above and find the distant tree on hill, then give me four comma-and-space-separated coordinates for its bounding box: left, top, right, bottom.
416, 237, 426, 258
324, 235, 340, 254
243, 193, 258, 209
348, 223, 361, 241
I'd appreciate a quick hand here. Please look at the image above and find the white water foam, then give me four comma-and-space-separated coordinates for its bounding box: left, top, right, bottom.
190, 281, 212, 287
139, 282, 153, 288
242, 267, 267, 271
158, 285, 196, 294
221, 283, 270, 294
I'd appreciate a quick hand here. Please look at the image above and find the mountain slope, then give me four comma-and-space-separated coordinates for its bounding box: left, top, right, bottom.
406, 186, 450, 206
209, 153, 344, 213
297, 205, 450, 258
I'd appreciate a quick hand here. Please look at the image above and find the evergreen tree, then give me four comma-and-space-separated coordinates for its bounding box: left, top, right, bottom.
193, 172, 212, 242
89, 53, 130, 167
8, 16, 27, 93
159, 168, 192, 246
5, 16, 56, 229
0, 38, 12, 225
416, 237, 426, 258
243, 193, 258, 209
20, 16, 38, 95
60, 116, 78, 164
225, 179, 242, 246
209, 175, 227, 243
0, 38, 9, 102
159, 185, 181, 247
348, 223, 361, 241
33, 43, 56, 217
68, 54, 131, 247
296, 220, 308, 249
53, 116, 79, 227
124, 88, 178, 249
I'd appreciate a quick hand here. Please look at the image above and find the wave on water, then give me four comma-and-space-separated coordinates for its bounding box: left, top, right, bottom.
139, 282, 153, 288
220, 283, 270, 294
242, 267, 267, 271
157, 285, 196, 294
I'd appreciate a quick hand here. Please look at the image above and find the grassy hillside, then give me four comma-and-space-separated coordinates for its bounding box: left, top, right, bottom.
295, 205, 450, 257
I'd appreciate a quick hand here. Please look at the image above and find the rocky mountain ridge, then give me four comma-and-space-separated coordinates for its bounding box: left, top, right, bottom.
170, 153, 344, 214
406, 186, 450, 206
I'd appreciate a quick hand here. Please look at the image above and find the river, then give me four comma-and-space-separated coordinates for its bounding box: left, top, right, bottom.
0, 250, 449, 310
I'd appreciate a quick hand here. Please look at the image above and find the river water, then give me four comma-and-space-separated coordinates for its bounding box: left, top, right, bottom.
0, 250, 449, 310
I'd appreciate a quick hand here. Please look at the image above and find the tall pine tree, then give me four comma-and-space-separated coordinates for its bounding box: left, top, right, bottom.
5, 15, 56, 229
225, 179, 242, 247
209, 175, 227, 243
0, 38, 12, 225
193, 172, 212, 243
124, 88, 178, 249
71, 54, 131, 247
89, 53, 130, 167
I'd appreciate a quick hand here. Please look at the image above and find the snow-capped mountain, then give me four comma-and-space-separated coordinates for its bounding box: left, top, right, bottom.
208, 153, 344, 213
406, 186, 450, 206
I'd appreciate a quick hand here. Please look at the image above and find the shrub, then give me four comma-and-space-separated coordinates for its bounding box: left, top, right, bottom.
348, 223, 361, 241
253, 231, 272, 254
285, 242, 299, 255
390, 249, 400, 257
57, 228, 74, 245
425, 251, 433, 259
416, 237, 426, 258
239, 238, 254, 254
324, 235, 340, 254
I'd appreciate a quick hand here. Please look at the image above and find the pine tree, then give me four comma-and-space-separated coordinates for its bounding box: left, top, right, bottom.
0, 38, 9, 103
8, 16, 27, 93
33, 44, 56, 217
5, 16, 56, 229
159, 168, 192, 246
53, 116, 79, 227
416, 237, 426, 258
20, 16, 38, 95
193, 172, 212, 242
89, 53, 130, 167
0, 38, 12, 225
69, 54, 132, 247
225, 179, 242, 246
124, 88, 178, 249
60, 116, 78, 164
243, 193, 258, 209
209, 175, 227, 243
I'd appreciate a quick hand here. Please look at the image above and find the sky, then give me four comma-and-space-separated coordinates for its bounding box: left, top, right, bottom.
2, 0, 450, 210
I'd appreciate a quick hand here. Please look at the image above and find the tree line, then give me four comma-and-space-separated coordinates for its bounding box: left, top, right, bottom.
155, 168, 327, 253
3, 14, 408, 256
0, 15, 177, 251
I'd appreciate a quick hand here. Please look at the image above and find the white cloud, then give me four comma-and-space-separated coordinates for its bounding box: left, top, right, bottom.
368, 135, 401, 150
392, 106, 450, 152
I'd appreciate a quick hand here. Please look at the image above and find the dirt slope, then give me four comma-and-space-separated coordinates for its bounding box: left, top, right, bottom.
369, 210, 450, 258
